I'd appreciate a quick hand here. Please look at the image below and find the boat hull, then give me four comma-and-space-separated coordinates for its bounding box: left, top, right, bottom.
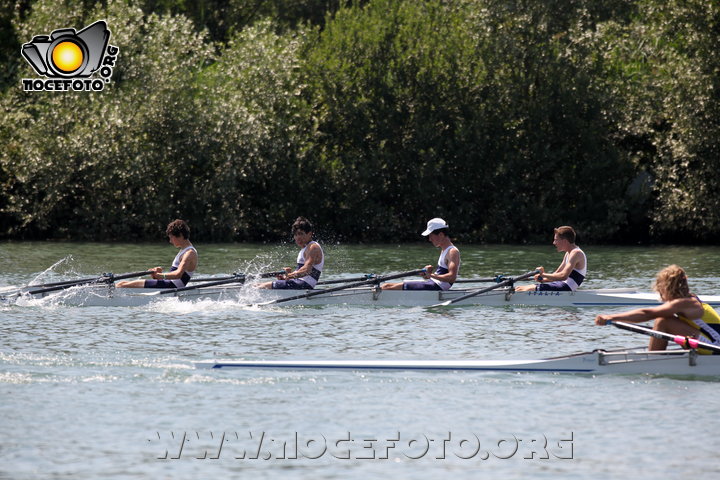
11, 284, 720, 308
196, 349, 720, 377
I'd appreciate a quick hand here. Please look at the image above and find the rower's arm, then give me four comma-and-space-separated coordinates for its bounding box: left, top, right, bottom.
428, 248, 460, 284
287, 244, 321, 279
540, 251, 580, 282
595, 298, 702, 325
154, 250, 197, 280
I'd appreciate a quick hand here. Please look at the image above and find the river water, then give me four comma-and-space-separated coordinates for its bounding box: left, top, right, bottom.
2, 241, 720, 479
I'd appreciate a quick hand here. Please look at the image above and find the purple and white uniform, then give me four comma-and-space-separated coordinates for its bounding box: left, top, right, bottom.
536, 247, 586, 292
403, 245, 460, 291
272, 241, 324, 290
144, 245, 196, 288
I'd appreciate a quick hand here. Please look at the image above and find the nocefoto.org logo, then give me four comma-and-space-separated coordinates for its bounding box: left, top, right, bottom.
21, 20, 119, 92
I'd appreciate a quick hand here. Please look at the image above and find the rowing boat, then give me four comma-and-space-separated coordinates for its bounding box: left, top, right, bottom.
195, 348, 720, 377
7, 283, 720, 308
196, 322, 720, 377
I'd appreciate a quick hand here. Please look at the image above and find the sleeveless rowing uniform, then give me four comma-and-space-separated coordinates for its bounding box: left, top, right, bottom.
536, 247, 586, 292
677, 299, 720, 355
403, 245, 460, 291
272, 241, 324, 290
144, 245, 197, 288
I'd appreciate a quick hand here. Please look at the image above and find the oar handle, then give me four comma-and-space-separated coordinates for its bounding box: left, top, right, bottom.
608, 320, 720, 353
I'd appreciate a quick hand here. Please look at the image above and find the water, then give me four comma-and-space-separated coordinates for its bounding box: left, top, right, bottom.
2, 241, 720, 479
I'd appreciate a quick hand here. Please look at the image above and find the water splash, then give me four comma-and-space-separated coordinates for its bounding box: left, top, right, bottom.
27, 255, 77, 285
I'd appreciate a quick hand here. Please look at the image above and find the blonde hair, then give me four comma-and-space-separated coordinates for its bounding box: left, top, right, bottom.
653, 264, 690, 301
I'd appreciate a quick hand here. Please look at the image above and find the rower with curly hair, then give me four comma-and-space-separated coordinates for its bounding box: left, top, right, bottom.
117, 219, 198, 288
595, 264, 720, 353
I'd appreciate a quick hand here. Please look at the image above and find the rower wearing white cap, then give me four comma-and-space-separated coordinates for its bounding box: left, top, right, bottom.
381, 217, 460, 291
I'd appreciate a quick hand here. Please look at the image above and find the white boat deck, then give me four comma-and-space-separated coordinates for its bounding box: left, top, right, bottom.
7, 282, 720, 308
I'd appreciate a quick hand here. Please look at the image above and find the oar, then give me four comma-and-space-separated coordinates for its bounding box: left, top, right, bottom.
608, 320, 720, 353
28, 276, 111, 289
188, 274, 243, 282
157, 271, 285, 295
453, 275, 509, 284
25, 270, 154, 296
317, 274, 377, 285
255, 269, 425, 306
429, 269, 541, 307
3, 272, 137, 297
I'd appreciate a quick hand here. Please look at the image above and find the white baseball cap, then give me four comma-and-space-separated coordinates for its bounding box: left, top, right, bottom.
421, 218, 449, 236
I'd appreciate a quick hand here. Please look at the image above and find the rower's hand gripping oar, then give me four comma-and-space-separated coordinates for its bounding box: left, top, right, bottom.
429, 269, 541, 308
25, 270, 155, 296
155, 271, 285, 295
608, 320, 720, 354
255, 269, 425, 306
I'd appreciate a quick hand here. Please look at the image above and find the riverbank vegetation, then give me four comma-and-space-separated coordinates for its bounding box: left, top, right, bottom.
1, 0, 718, 244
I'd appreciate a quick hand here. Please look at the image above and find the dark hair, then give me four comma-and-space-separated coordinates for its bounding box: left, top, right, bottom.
166, 219, 190, 239
432, 227, 450, 237
291, 216, 314, 235
554, 226, 576, 243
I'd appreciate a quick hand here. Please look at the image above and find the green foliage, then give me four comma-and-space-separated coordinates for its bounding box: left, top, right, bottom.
1, 1, 312, 241
1, 0, 216, 239
139, 0, 356, 42
304, 0, 632, 242
189, 19, 315, 240
598, 0, 720, 242
1, 0, 719, 244
304, 0, 489, 240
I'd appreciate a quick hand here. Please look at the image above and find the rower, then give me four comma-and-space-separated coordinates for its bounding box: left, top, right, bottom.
116, 219, 198, 288
381, 217, 460, 291
257, 217, 324, 289
515, 226, 586, 292
595, 265, 720, 354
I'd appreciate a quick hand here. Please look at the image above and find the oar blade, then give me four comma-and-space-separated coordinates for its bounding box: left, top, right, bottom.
430, 300, 453, 308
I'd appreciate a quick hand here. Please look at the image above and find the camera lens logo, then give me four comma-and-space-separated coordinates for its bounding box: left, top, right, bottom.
21, 20, 119, 92
52, 41, 85, 74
